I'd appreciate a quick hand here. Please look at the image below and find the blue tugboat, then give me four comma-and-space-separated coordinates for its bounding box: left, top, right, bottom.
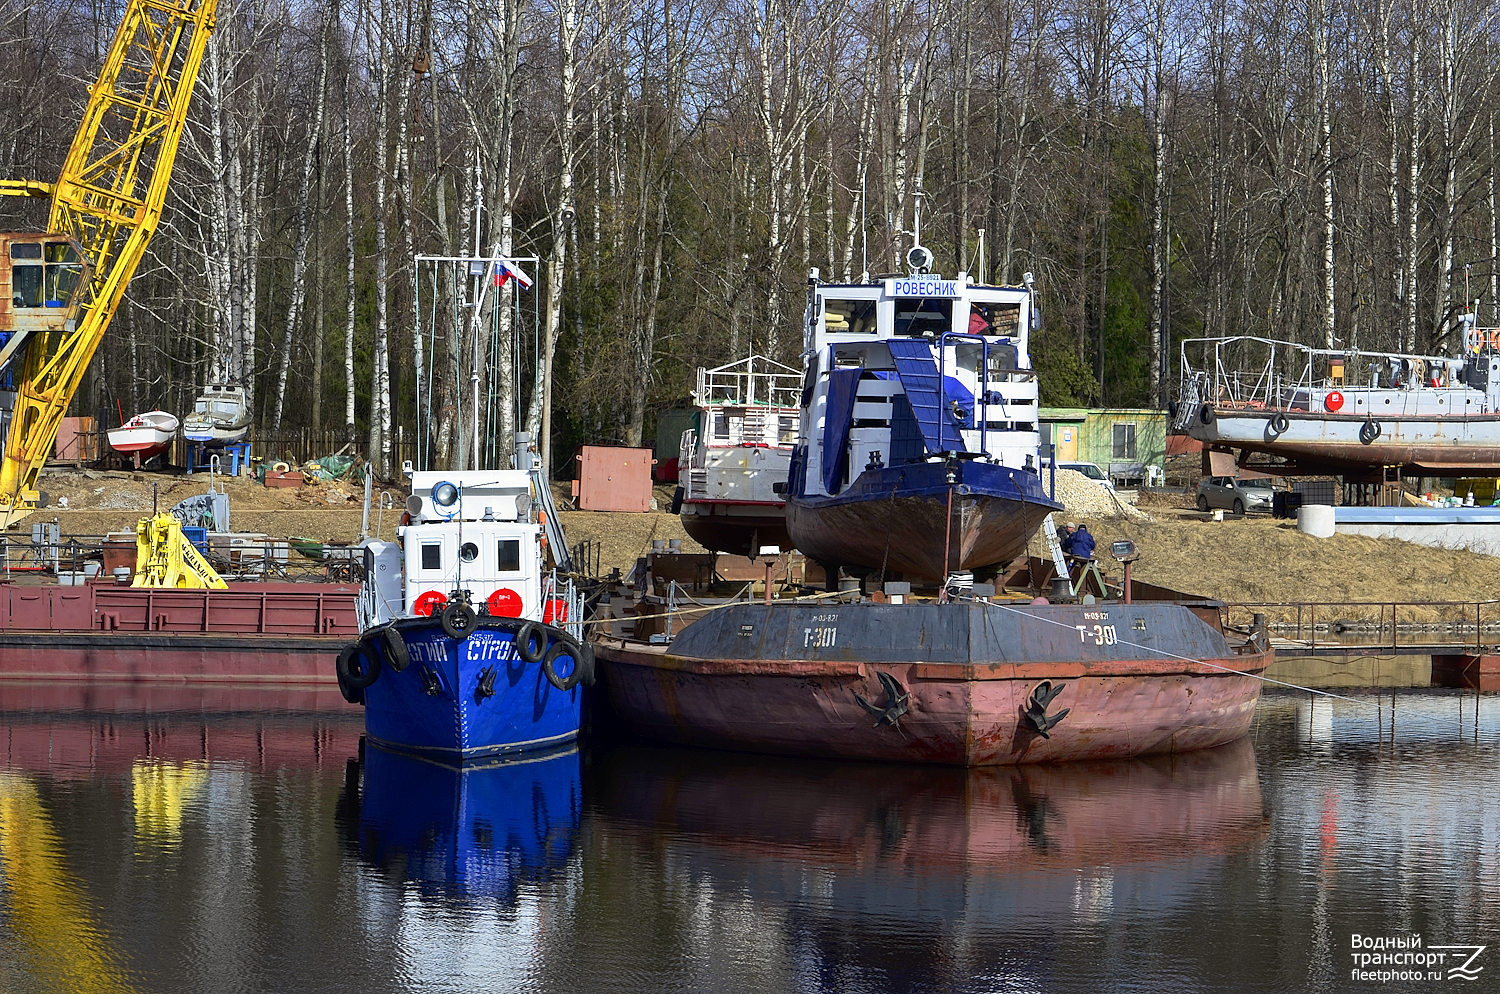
786, 245, 1062, 582
336, 469, 590, 762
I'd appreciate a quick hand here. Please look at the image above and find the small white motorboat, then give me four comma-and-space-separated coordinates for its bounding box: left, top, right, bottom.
182, 383, 251, 447
108, 409, 180, 466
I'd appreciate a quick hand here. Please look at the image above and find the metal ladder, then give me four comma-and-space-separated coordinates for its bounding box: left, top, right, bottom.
517, 433, 574, 572
1041, 514, 1072, 596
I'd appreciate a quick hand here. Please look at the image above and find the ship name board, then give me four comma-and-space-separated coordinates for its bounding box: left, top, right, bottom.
887, 276, 960, 298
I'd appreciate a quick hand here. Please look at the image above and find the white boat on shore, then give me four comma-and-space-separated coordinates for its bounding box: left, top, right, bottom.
1173, 330, 1500, 474
182, 383, 250, 447
673, 355, 801, 557
107, 410, 179, 466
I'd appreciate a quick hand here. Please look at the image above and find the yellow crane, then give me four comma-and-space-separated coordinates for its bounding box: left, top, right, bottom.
0, 0, 217, 524
132, 512, 227, 588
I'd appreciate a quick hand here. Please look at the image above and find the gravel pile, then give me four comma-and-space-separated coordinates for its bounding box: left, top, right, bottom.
1046, 469, 1151, 521
96, 490, 151, 511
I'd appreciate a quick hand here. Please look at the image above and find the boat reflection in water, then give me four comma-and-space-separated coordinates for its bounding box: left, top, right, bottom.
586, 738, 1266, 988
338, 742, 581, 905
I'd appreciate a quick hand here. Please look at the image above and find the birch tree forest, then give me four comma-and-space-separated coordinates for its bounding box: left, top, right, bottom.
2, 0, 1499, 475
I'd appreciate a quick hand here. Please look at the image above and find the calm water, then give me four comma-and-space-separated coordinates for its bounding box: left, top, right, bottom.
1, 685, 1497, 993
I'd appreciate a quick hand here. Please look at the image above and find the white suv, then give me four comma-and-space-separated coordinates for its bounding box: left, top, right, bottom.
1053, 461, 1115, 492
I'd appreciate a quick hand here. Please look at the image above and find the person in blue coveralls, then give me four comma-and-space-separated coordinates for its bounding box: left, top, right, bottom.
1063, 523, 1095, 561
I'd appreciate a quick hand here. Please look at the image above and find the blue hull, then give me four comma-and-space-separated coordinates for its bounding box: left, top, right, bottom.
786, 459, 1063, 579
359, 618, 583, 762
346, 742, 581, 903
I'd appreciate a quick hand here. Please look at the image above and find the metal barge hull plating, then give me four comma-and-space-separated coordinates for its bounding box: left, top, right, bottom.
595, 600, 1269, 765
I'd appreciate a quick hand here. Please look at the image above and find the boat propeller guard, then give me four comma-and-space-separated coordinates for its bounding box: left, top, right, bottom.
853, 670, 910, 729
1023, 680, 1071, 739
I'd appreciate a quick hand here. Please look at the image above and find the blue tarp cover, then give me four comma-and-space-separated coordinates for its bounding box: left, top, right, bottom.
821, 368, 862, 493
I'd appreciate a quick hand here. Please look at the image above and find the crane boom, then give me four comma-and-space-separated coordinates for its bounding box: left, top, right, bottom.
0, 0, 217, 523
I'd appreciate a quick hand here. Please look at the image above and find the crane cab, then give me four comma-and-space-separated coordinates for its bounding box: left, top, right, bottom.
0, 234, 88, 336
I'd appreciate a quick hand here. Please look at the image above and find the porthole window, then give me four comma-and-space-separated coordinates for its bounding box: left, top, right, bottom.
459, 541, 479, 563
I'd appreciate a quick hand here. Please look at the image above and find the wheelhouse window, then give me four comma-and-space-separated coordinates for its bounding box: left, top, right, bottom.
823, 298, 879, 334
421, 543, 441, 570
496, 539, 521, 572
1113, 423, 1137, 460
893, 298, 952, 338
988, 302, 1021, 336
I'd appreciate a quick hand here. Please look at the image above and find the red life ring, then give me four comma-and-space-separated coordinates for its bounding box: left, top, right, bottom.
1325, 391, 1345, 413
487, 587, 523, 617
413, 590, 448, 616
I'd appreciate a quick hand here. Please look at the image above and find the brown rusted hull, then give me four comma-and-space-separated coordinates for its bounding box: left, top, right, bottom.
785, 491, 1055, 579
0, 582, 359, 687
593, 600, 1270, 766
678, 501, 792, 558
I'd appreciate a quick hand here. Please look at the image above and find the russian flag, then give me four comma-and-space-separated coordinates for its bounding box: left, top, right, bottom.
493, 259, 534, 290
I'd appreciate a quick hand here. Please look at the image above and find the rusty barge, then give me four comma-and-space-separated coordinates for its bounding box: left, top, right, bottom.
0, 581, 359, 688
592, 558, 1272, 766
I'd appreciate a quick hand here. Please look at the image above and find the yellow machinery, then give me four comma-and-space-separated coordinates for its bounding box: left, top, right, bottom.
133, 512, 226, 588
0, 0, 217, 523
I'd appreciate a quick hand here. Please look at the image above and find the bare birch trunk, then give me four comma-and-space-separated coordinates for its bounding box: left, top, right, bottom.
270, 3, 332, 431
1404, 32, 1419, 352
369, 0, 393, 475
1492, 115, 1499, 324
1316, 0, 1335, 350
1146, 0, 1169, 404
205, 33, 231, 379
342, 14, 358, 447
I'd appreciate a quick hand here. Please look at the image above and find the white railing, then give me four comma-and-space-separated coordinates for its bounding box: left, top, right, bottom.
695, 355, 802, 409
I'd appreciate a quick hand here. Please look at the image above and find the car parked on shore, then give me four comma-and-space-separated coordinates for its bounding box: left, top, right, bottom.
1196, 476, 1275, 514
1047, 460, 1115, 492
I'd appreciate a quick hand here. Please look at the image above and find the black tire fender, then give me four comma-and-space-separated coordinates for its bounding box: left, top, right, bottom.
1268, 413, 1289, 436
577, 641, 596, 688
336, 668, 364, 706
515, 621, 546, 663
542, 634, 586, 692
440, 601, 477, 640
1198, 403, 1216, 426
336, 642, 381, 691
378, 626, 409, 672
1359, 420, 1381, 445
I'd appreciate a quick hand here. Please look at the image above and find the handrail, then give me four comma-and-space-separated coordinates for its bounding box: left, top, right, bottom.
1223, 599, 1500, 653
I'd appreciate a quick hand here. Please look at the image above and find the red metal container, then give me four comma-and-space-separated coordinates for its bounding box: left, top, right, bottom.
573, 445, 655, 512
